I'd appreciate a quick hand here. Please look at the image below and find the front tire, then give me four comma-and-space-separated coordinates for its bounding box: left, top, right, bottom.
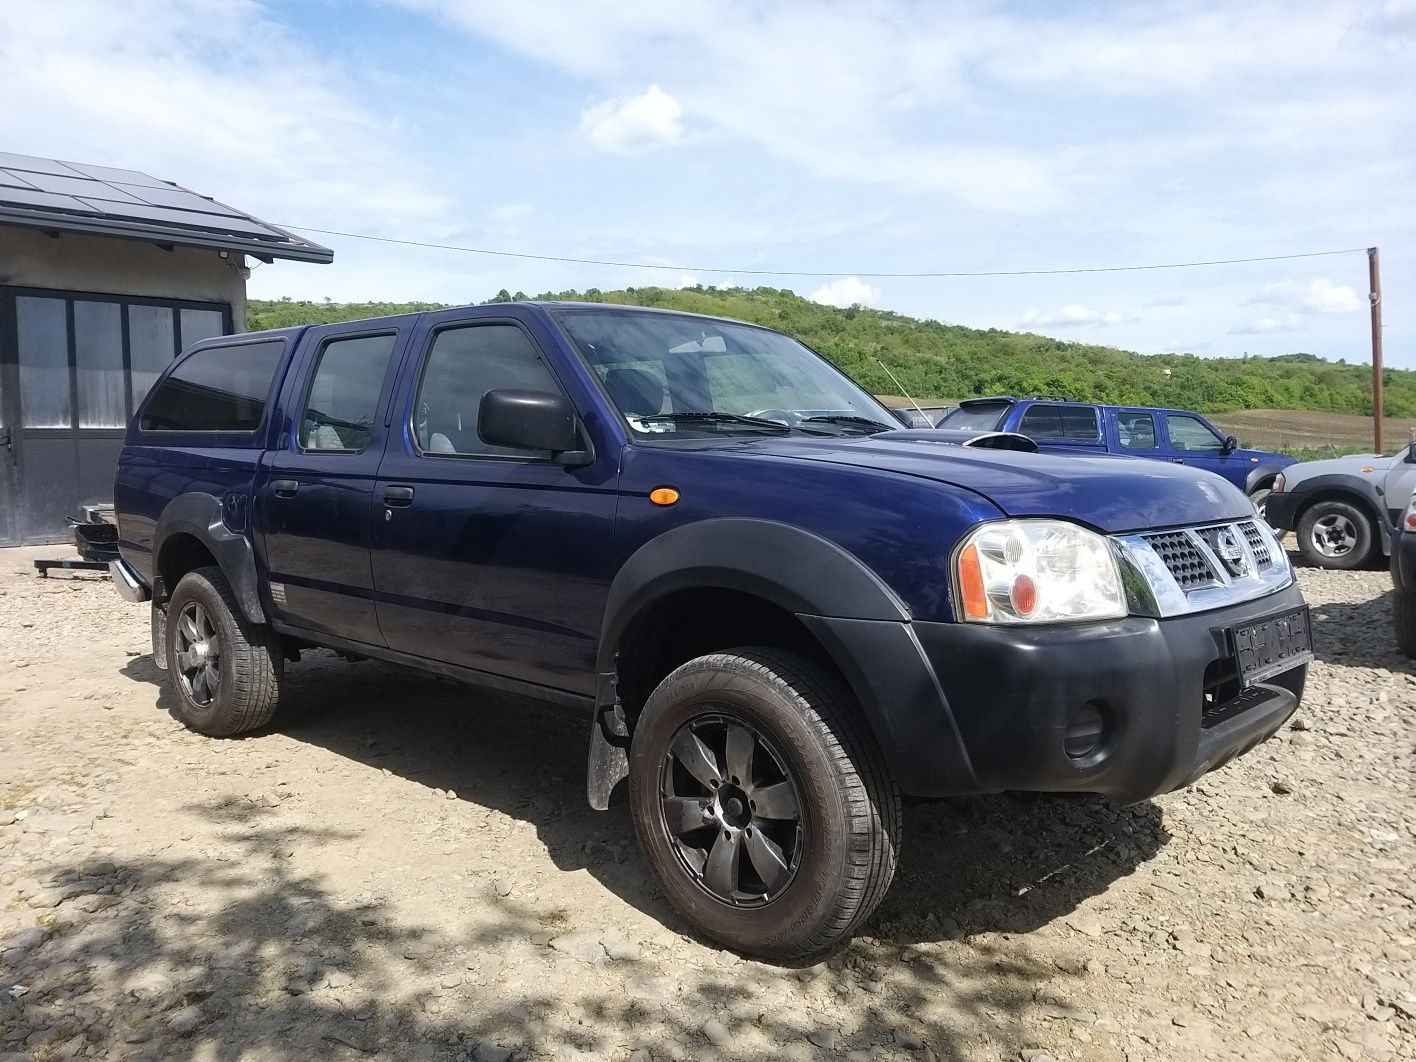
1395, 591, 1416, 659
628, 648, 900, 960
1248, 487, 1272, 522
165, 566, 282, 736
1296, 500, 1374, 570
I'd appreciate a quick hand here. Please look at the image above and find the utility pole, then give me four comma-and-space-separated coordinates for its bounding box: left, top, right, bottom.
1369, 246, 1384, 452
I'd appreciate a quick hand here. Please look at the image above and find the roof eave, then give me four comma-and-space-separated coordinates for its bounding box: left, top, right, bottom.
0, 208, 334, 264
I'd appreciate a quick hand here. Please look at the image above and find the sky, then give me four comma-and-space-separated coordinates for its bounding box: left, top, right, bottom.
1, 0, 1413, 365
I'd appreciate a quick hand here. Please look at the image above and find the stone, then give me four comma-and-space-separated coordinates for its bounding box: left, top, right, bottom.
600, 927, 641, 962
167, 1005, 204, 1035
549, 930, 606, 965
703, 1019, 731, 1047
1063, 910, 1104, 938
404, 941, 436, 960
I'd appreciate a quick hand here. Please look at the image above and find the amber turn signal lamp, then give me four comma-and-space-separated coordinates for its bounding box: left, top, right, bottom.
649, 487, 680, 506
958, 543, 989, 619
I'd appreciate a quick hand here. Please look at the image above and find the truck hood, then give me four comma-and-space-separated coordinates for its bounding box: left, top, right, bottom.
741, 433, 1253, 533
1285, 452, 1395, 486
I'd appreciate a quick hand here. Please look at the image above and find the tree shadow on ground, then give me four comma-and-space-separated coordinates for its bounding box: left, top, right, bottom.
120, 649, 1170, 953
4, 798, 1084, 1062
1307, 586, 1410, 672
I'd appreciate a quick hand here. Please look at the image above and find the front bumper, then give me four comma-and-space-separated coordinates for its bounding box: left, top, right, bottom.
1265, 490, 1301, 532
807, 583, 1307, 805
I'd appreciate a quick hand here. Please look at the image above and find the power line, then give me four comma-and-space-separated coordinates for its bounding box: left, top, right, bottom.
276, 223, 1366, 279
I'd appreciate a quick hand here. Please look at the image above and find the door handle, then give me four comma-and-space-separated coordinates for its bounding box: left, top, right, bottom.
272, 479, 299, 497
1171, 458, 1185, 464
383, 485, 415, 507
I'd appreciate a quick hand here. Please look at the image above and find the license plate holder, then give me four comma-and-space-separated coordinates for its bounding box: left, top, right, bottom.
1230, 606, 1313, 686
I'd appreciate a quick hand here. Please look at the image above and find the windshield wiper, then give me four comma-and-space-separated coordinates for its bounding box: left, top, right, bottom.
801, 415, 894, 434
637, 411, 792, 433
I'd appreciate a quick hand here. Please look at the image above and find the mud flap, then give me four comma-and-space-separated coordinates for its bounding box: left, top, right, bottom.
150, 603, 168, 671
587, 700, 630, 811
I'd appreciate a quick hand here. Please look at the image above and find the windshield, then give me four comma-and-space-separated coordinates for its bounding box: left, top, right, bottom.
937, 401, 1011, 431
552, 308, 898, 438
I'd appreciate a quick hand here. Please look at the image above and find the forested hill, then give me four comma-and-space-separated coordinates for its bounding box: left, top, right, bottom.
248, 286, 1410, 417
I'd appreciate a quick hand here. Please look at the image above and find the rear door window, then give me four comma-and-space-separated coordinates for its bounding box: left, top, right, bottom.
140, 339, 285, 433
1115, 411, 1159, 450
299, 333, 398, 452
1019, 403, 1101, 442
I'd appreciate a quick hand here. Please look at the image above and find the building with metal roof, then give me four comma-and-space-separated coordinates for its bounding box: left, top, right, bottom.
0, 151, 331, 543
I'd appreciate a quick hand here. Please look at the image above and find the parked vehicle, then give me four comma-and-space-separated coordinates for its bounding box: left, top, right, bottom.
937, 397, 1294, 512
893, 404, 954, 428
110, 303, 1311, 958
1265, 443, 1416, 570
1391, 493, 1416, 657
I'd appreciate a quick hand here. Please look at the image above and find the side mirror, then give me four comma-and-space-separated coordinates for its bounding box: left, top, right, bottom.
1222, 435, 1238, 454
479, 389, 591, 466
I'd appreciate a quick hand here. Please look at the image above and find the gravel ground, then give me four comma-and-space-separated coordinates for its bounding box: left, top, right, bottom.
0, 546, 1412, 1062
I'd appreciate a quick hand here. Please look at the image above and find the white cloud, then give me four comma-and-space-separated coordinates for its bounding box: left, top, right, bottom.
1250, 277, 1364, 315
1144, 296, 1186, 308
1019, 305, 1135, 329
0, 0, 447, 234
579, 84, 683, 153
809, 276, 882, 308
676, 274, 701, 289
1228, 314, 1305, 335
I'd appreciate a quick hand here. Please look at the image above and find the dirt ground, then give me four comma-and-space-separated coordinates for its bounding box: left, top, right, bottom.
1, 545, 1413, 1062
1208, 410, 1414, 455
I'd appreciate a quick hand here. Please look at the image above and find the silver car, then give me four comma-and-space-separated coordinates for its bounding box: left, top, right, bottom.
1265, 442, 1416, 569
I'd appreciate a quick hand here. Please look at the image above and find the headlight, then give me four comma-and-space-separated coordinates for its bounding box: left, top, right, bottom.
955, 520, 1126, 624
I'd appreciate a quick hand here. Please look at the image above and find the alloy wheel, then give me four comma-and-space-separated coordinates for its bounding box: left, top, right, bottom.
1311, 513, 1357, 559
174, 601, 222, 707
659, 714, 804, 907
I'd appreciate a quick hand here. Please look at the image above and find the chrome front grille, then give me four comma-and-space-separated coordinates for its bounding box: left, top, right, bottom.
1142, 530, 1218, 589
1239, 520, 1273, 568
1116, 518, 1292, 618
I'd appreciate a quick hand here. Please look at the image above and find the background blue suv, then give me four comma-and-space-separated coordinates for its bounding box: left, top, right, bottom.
938, 397, 1295, 511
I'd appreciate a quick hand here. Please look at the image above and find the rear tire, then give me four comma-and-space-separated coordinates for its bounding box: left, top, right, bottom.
165, 566, 282, 737
1296, 500, 1374, 570
628, 648, 900, 960
1395, 591, 1416, 659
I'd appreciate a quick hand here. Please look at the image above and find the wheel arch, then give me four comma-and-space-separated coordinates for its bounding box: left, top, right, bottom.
587, 519, 966, 809
152, 493, 266, 624
1291, 478, 1391, 554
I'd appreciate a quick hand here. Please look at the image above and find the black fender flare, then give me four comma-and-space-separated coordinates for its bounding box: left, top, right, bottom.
1287, 474, 1392, 552
588, 518, 964, 808
1244, 463, 1287, 495
151, 493, 267, 624
595, 517, 911, 678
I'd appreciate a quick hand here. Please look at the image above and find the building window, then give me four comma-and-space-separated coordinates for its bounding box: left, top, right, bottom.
15, 296, 71, 428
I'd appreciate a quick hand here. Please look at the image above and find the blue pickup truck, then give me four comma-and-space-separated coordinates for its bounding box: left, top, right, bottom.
938, 397, 1295, 513
109, 302, 1310, 958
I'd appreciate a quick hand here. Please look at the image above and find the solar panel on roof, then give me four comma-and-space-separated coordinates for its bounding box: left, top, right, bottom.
0, 169, 41, 190
67, 162, 169, 188
76, 197, 286, 238
21, 171, 148, 202
125, 185, 246, 217
0, 150, 332, 263
0, 187, 102, 213
0, 152, 82, 176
